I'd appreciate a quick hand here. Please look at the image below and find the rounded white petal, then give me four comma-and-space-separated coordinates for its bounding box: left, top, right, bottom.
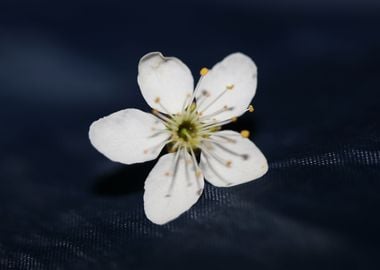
200, 130, 268, 187
144, 152, 204, 225
137, 52, 194, 114
89, 108, 169, 165
196, 53, 257, 122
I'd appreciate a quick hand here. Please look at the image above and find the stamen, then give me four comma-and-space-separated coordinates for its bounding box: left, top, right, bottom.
226, 83, 234, 90
154, 97, 172, 114
143, 138, 172, 155
201, 90, 211, 97
152, 109, 176, 125
186, 102, 197, 114
199, 105, 234, 121
248, 105, 254, 112
199, 88, 229, 114
201, 138, 249, 160
169, 141, 181, 152
181, 93, 192, 112
211, 134, 237, 143
200, 67, 209, 76
198, 117, 238, 133
201, 152, 232, 186
185, 67, 210, 108
165, 147, 183, 197
188, 147, 203, 194
182, 147, 192, 187
148, 128, 171, 138
199, 142, 231, 168
240, 130, 250, 138
194, 90, 210, 109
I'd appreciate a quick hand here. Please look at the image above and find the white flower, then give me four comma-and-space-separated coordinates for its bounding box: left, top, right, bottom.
89, 52, 268, 225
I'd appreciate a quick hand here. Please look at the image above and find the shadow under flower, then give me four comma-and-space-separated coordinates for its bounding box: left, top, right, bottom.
92, 160, 157, 196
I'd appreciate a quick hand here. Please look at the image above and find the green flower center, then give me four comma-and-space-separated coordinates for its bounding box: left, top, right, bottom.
177, 121, 197, 141
164, 104, 205, 151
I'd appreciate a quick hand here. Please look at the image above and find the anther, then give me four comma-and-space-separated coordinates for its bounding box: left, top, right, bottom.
231, 117, 238, 122
240, 130, 250, 138
201, 153, 231, 185
212, 134, 237, 143
153, 97, 172, 114
200, 67, 209, 76
226, 160, 232, 167
242, 154, 249, 160
226, 83, 234, 90
202, 90, 210, 97
248, 105, 254, 112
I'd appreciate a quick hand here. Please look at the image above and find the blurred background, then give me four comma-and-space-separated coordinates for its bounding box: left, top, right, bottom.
1, 0, 379, 269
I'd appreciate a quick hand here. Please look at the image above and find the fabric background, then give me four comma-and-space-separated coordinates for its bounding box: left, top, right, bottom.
0, 0, 379, 269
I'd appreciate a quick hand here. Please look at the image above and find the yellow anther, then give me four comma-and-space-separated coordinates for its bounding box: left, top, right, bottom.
154, 97, 160, 103
231, 117, 238, 122
200, 67, 209, 76
248, 105, 254, 112
195, 171, 202, 178
226, 83, 234, 90
240, 130, 250, 138
226, 160, 232, 167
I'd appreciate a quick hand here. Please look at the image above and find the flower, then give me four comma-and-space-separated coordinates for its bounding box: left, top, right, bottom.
89, 52, 268, 225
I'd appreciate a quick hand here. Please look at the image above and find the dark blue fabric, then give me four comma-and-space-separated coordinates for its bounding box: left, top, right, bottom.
1, 1, 379, 269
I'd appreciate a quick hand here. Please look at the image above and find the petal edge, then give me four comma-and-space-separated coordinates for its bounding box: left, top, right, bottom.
144, 151, 204, 225
89, 108, 169, 165
138, 52, 194, 114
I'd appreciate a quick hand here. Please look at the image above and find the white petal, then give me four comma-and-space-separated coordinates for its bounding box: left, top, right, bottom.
199, 130, 268, 187
89, 108, 169, 165
137, 52, 194, 114
196, 53, 257, 122
144, 151, 204, 225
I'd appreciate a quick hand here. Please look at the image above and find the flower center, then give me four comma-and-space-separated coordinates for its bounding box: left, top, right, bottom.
177, 121, 197, 141
166, 104, 204, 150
